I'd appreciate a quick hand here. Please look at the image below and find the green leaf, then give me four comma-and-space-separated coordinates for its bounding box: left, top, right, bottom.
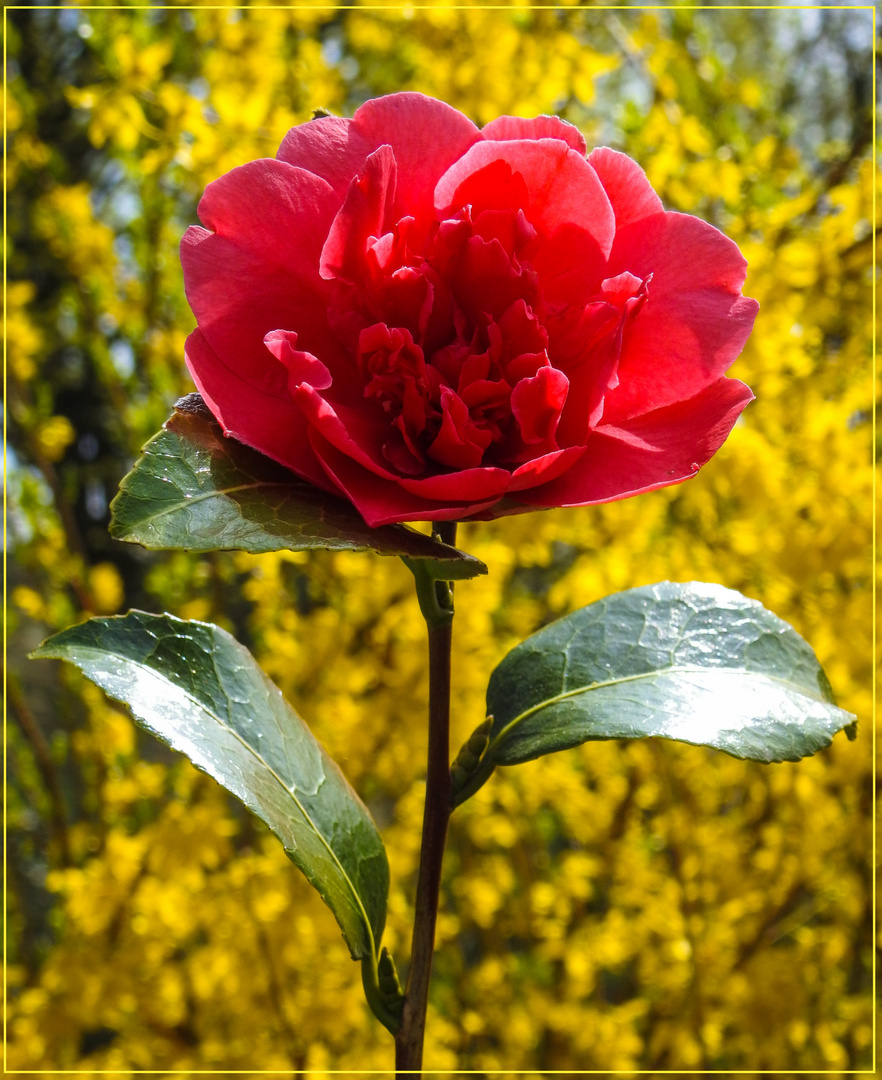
452, 581, 856, 806
31, 611, 389, 962
109, 396, 486, 580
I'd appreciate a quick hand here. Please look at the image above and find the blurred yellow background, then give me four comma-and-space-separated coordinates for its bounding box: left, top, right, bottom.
6, 2, 873, 1073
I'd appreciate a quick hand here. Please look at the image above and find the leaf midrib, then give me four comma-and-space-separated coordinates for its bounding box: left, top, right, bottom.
491, 662, 829, 750
67, 640, 377, 958
117, 467, 469, 566
122, 474, 276, 525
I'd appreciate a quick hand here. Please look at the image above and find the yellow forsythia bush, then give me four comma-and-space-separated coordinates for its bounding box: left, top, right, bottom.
7, 3, 872, 1073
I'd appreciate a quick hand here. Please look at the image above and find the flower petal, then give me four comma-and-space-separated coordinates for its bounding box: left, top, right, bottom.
587, 148, 664, 228
428, 386, 493, 470
445, 234, 539, 326
351, 92, 480, 229
276, 115, 374, 200
319, 145, 397, 282
293, 383, 399, 480
601, 211, 759, 422
264, 330, 332, 392
181, 159, 345, 383
511, 365, 569, 446
310, 431, 501, 526
184, 328, 331, 490
435, 138, 615, 260
515, 377, 754, 508
398, 465, 511, 502
481, 114, 587, 155
507, 444, 585, 491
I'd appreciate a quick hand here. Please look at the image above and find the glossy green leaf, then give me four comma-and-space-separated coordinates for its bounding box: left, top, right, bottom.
31, 611, 389, 962
452, 582, 857, 806
109, 396, 486, 580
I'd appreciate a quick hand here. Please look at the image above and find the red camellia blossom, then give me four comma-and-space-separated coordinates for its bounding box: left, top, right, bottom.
182, 93, 758, 526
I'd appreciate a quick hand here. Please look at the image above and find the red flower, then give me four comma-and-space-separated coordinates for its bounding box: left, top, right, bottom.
182, 93, 757, 526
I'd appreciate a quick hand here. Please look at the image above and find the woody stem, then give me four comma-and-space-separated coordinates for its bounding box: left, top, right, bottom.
395, 520, 456, 1076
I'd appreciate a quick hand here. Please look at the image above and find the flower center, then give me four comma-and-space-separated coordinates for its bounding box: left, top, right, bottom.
279, 184, 650, 476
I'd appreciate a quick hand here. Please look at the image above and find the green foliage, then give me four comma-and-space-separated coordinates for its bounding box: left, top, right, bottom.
7, 3, 872, 1073
32, 612, 390, 966
110, 398, 487, 575
453, 582, 856, 806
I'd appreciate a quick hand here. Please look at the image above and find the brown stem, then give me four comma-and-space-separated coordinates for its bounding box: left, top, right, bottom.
395, 521, 456, 1076
6, 669, 71, 866
6, 380, 94, 612
245, 881, 305, 1069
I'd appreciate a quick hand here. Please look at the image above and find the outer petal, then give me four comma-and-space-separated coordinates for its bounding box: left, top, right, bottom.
276, 115, 374, 200
435, 138, 616, 259
310, 431, 502, 526
601, 211, 759, 423
351, 92, 481, 227
481, 114, 587, 155
514, 376, 754, 508
184, 328, 331, 490
587, 147, 663, 228
181, 159, 350, 386
397, 466, 510, 502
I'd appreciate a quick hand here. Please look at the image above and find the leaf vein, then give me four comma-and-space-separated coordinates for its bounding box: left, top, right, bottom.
490, 663, 831, 752
82, 641, 377, 958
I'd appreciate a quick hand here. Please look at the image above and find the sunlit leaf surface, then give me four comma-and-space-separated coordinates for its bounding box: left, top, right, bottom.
453, 582, 856, 805
109, 397, 487, 580
32, 611, 389, 960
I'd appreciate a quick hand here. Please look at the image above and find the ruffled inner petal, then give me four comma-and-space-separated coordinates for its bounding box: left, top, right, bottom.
320, 145, 398, 283
309, 430, 502, 526
511, 366, 569, 447
435, 138, 615, 260
293, 382, 399, 481
428, 387, 494, 470
264, 329, 332, 392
